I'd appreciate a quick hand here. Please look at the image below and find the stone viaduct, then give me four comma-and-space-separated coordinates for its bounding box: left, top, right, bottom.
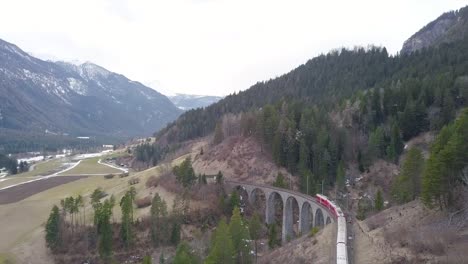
225, 180, 334, 243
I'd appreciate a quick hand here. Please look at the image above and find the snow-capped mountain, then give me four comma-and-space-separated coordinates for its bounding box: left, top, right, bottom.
169, 93, 223, 110
0, 38, 181, 138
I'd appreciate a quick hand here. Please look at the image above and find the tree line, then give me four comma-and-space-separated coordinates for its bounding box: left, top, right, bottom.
45, 187, 187, 263
0, 154, 29, 174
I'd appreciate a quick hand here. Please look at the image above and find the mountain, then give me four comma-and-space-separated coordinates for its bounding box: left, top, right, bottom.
168, 93, 222, 110
148, 7, 468, 225
0, 39, 182, 143
401, 5, 468, 54
157, 6, 468, 146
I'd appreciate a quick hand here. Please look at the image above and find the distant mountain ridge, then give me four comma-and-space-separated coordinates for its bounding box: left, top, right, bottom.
0, 38, 181, 140
168, 93, 223, 110
401, 5, 468, 54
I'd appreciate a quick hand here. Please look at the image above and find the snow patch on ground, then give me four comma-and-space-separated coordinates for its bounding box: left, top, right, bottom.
67, 77, 87, 95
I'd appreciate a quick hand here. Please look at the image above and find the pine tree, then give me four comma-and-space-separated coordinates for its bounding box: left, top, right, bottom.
375, 189, 384, 211
97, 199, 114, 261
392, 147, 424, 203
387, 122, 404, 163
45, 205, 61, 252
173, 241, 199, 264
298, 138, 310, 173
268, 224, 280, 249
422, 146, 445, 208
120, 191, 134, 247
336, 160, 345, 191
249, 212, 262, 263
75, 195, 84, 226
213, 122, 224, 145
438, 89, 456, 128
216, 171, 223, 184
358, 149, 365, 173
201, 174, 207, 184
205, 219, 235, 264
371, 89, 383, 124
422, 109, 468, 209
142, 256, 152, 264
170, 222, 181, 246
229, 207, 253, 264
273, 172, 287, 189
173, 157, 196, 187
229, 190, 240, 214
368, 126, 386, 160
151, 193, 168, 246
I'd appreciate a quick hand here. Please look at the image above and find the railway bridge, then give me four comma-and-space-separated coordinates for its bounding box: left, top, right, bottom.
225, 180, 334, 243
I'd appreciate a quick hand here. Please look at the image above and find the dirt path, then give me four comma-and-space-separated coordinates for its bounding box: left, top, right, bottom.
98, 159, 128, 172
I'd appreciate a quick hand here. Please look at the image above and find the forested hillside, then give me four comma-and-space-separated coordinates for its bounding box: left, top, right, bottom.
153, 34, 468, 199
158, 36, 468, 143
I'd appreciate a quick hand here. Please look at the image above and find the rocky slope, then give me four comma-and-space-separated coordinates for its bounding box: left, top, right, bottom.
401, 5, 468, 54
0, 38, 181, 139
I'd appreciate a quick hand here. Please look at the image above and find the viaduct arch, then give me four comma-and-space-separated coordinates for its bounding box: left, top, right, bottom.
225, 180, 334, 243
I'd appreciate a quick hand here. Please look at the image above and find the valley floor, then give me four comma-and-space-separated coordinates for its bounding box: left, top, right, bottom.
0, 154, 175, 264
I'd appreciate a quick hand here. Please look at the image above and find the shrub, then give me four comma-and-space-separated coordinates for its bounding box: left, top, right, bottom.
309, 226, 319, 237
128, 178, 140, 185
119, 172, 129, 178
146, 175, 159, 188
135, 196, 152, 208
104, 174, 114, 179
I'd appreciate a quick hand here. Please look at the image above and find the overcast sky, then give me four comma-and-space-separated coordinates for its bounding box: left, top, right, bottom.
0, 0, 466, 96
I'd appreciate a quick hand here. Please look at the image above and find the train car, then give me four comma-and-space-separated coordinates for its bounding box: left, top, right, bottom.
336, 242, 348, 264
316, 193, 348, 264
336, 215, 348, 263
336, 216, 347, 244
316, 194, 339, 218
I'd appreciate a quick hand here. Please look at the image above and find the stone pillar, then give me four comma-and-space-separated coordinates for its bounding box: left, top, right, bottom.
282, 196, 293, 243
300, 202, 312, 234
248, 188, 256, 205
298, 201, 303, 236
265, 191, 275, 224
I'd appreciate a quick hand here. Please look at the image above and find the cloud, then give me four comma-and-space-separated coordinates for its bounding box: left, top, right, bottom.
0, 0, 466, 96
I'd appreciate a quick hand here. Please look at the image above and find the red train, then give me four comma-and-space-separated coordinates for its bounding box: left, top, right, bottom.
315, 193, 348, 264
316, 194, 344, 218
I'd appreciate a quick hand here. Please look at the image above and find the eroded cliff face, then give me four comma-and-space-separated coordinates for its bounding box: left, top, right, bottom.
401, 6, 468, 54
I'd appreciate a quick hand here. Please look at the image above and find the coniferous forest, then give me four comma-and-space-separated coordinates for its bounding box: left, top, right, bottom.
153, 35, 468, 209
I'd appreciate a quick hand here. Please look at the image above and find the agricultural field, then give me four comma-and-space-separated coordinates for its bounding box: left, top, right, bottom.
15, 158, 65, 178
0, 159, 173, 264
58, 157, 123, 175
0, 178, 31, 189
0, 176, 86, 204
